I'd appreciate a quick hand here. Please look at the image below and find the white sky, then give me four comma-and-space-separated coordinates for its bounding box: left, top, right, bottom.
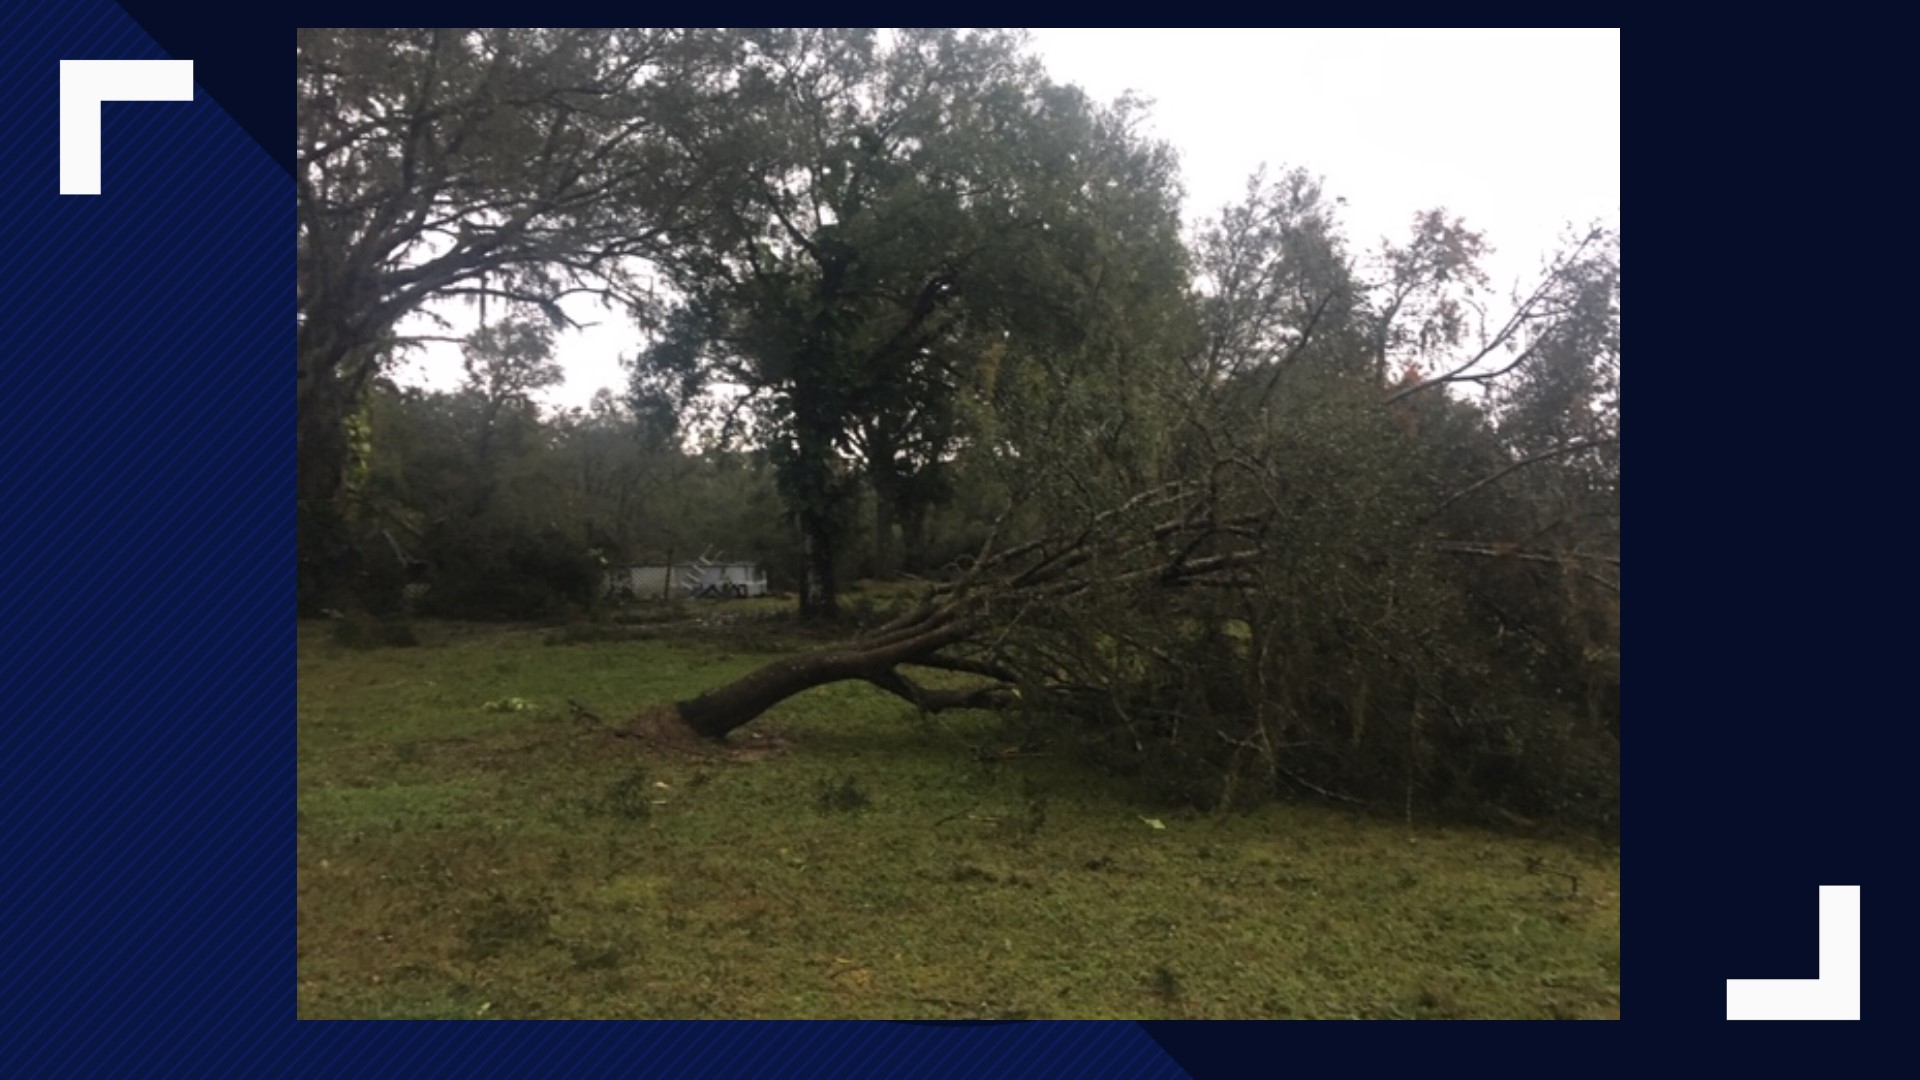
394, 28, 1619, 409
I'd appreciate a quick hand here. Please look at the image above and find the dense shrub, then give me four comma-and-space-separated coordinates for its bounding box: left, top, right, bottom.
414, 523, 601, 621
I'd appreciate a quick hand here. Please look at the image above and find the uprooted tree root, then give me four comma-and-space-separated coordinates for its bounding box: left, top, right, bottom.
615, 705, 794, 763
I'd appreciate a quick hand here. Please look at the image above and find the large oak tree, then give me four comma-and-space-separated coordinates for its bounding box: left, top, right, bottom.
296, 27, 736, 609
626, 28, 1192, 617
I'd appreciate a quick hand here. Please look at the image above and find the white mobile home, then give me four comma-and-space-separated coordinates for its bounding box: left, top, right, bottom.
605, 561, 769, 600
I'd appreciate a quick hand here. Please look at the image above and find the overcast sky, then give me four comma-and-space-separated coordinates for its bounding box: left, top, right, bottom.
394, 28, 1619, 409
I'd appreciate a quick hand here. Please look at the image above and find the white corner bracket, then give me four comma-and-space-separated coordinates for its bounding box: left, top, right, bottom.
1727, 885, 1861, 1020
60, 59, 194, 195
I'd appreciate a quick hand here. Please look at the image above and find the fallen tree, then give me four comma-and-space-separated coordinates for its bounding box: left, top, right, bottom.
642, 200, 1621, 822
671, 479, 1264, 738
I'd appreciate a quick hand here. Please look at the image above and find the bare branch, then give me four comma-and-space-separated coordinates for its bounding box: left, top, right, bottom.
1425, 436, 1617, 520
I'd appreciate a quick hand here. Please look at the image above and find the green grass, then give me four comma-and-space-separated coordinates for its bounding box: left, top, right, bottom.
298, 618, 1620, 1019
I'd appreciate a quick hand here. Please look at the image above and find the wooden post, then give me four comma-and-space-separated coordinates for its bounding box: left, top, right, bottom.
663, 546, 674, 601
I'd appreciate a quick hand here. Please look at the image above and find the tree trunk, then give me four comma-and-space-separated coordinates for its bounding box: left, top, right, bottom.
296, 292, 393, 612
872, 489, 897, 580
864, 423, 901, 580
786, 384, 846, 620
902, 504, 928, 573
296, 344, 363, 614
676, 652, 872, 738
799, 518, 840, 620
672, 612, 988, 738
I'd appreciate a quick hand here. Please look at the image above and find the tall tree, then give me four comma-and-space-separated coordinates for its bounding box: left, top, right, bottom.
627, 28, 1190, 617
458, 319, 561, 513
296, 27, 733, 609
460, 321, 560, 460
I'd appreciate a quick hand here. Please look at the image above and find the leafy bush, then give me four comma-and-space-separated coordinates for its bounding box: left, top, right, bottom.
415, 523, 603, 621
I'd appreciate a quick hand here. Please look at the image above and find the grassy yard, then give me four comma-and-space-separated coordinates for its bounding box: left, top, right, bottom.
297, 616, 1620, 1019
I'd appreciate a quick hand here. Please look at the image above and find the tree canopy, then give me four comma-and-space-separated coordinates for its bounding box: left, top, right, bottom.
622, 28, 1192, 615
297, 27, 739, 609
